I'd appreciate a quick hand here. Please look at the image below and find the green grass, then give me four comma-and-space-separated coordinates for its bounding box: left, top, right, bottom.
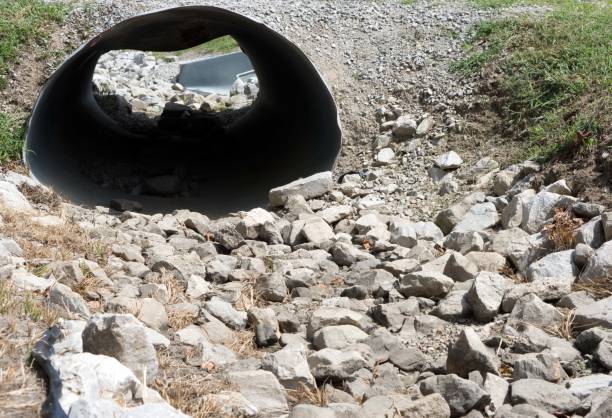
453, 2, 611, 161
0, 113, 24, 163
0, 0, 68, 163
0, 0, 68, 88
175, 35, 239, 57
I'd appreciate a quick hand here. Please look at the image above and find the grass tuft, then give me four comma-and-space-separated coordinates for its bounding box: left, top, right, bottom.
0, 0, 68, 88
453, 2, 611, 161
0, 113, 24, 163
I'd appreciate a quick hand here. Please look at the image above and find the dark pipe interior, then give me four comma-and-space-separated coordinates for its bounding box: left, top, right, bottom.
26, 6, 341, 216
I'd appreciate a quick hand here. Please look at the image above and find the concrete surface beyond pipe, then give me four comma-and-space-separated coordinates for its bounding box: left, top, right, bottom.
25, 6, 341, 216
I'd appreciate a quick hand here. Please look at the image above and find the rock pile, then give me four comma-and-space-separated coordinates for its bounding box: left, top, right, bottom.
1, 160, 611, 417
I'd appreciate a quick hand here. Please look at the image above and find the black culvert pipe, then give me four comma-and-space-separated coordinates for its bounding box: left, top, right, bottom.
25, 6, 341, 216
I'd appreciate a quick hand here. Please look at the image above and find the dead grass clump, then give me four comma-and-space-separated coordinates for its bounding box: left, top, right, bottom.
224, 329, 262, 358
156, 268, 186, 305
168, 310, 197, 330
573, 277, 612, 299
0, 206, 104, 263
542, 208, 582, 250
545, 308, 576, 340
287, 382, 328, 407
18, 183, 61, 210
235, 276, 269, 311
152, 352, 233, 418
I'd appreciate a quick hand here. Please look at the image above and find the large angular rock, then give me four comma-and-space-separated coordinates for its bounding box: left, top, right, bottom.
330, 242, 374, 266
389, 217, 418, 248
603, 212, 612, 241
565, 374, 612, 400
512, 352, 563, 382
444, 253, 478, 282
435, 203, 469, 235
467, 272, 510, 322
527, 250, 578, 282
82, 314, 158, 381
501, 189, 536, 229
388, 347, 430, 372
494, 165, 523, 196
307, 307, 370, 338
204, 297, 247, 330
521, 191, 577, 234
317, 205, 352, 224
580, 241, 612, 282
447, 328, 499, 378
288, 405, 336, 418
307, 348, 367, 380
0, 180, 32, 211
399, 271, 454, 299
256, 271, 288, 302
247, 307, 280, 347
152, 253, 206, 282
313, 325, 368, 350
361, 394, 450, 418
510, 379, 580, 414
262, 344, 315, 390
369, 299, 420, 332
466, 251, 506, 272
574, 296, 612, 331
227, 370, 289, 416
236, 207, 276, 239
435, 151, 463, 170
595, 336, 612, 370
575, 216, 605, 248
412, 221, 444, 242
453, 202, 499, 233
431, 280, 473, 321
508, 293, 563, 328
501, 278, 572, 312
49, 283, 90, 318
269, 172, 333, 206
302, 218, 335, 244
443, 231, 484, 254
483, 372, 508, 412
488, 228, 543, 274
419, 374, 490, 417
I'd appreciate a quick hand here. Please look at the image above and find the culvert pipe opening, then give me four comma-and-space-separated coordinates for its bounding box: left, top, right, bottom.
26, 6, 341, 216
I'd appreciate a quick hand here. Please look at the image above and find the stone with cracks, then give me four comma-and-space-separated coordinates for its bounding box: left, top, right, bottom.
512, 352, 563, 382
255, 271, 287, 302
247, 307, 280, 347
510, 379, 580, 415
399, 271, 454, 299
443, 231, 484, 254
307, 348, 367, 380
526, 249, 578, 282
369, 298, 420, 332
467, 272, 510, 322
312, 325, 368, 349
520, 191, 577, 234
508, 293, 563, 328
204, 297, 247, 330
434, 151, 463, 170
307, 306, 370, 338
262, 343, 316, 390
453, 202, 499, 233
446, 328, 499, 378
269, 172, 333, 206
227, 370, 289, 416
501, 278, 572, 312
419, 374, 490, 417
82, 314, 159, 382
361, 394, 450, 418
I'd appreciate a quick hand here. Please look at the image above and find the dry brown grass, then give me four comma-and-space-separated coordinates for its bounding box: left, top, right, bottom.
542, 208, 582, 250
71, 261, 103, 298
18, 183, 61, 210
287, 382, 328, 407
573, 277, 612, 299
223, 329, 262, 358
0, 205, 109, 264
0, 280, 66, 417
235, 276, 267, 311
167, 310, 197, 330
152, 351, 234, 418
156, 268, 186, 305
545, 308, 576, 340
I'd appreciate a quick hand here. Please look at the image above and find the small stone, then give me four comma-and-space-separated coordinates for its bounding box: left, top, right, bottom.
443, 231, 484, 254
392, 115, 417, 138
204, 297, 247, 330
434, 151, 463, 170
256, 272, 288, 302
375, 147, 395, 165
